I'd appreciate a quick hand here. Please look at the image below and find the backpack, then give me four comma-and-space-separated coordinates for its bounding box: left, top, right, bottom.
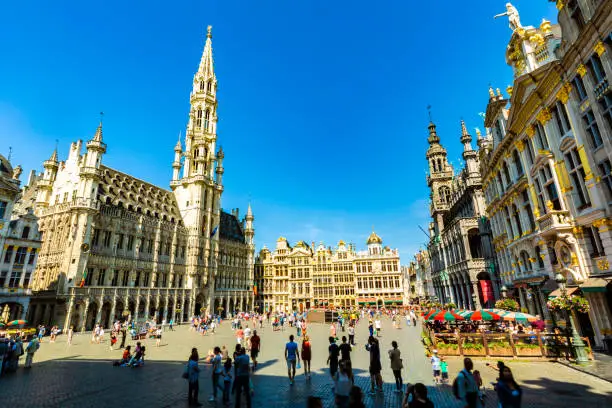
452, 370, 465, 399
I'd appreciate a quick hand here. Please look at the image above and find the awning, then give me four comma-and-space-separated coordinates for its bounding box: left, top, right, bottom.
548, 286, 580, 298
580, 277, 610, 293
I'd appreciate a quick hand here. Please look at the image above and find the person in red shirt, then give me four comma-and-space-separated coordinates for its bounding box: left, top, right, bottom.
301, 336, 312, 379
250, 330, 261, 370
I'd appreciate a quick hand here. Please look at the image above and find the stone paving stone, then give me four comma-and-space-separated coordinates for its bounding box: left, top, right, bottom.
1, 317, 611, 407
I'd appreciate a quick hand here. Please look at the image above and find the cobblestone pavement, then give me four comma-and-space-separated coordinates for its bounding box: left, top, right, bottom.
1, 317, 611, 407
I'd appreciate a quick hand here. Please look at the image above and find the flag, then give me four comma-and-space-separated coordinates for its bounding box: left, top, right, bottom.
210, 226, 218, 238
253, 282, 258, 296
79, 269, 87, 287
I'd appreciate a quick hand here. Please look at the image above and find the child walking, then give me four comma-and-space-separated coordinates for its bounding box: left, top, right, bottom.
440, 356, 449, 384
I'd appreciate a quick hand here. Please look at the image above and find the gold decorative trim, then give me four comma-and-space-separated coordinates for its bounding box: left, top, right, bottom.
556, 83, 572, 104
576, 64, 587, 77
556, 0, 564, 11
597, 259, 609, 271
594, 41, 606, 56
525, 125, 535, 138
536, 108, 552, 124
514, 140, 525, 152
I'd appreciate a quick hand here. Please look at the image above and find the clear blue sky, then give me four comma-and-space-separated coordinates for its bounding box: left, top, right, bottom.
1, 0, 557, 260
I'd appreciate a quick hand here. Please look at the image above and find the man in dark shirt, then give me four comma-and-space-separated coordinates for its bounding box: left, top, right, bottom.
339, 336, 352, 362
327, 336, 340, 378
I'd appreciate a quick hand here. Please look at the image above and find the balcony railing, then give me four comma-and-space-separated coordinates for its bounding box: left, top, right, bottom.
537, 210, 572, 235
594, 78, 609, 100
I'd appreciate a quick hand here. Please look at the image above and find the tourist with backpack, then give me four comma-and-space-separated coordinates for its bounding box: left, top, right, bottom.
452, 358, 482, 408
24, 336, 40, 368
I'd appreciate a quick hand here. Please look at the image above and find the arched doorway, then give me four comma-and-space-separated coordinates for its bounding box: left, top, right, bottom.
115, 301, 125, 322
86, 302, 99, 330
377, 299, 384, 309
195, 293, 204, 316
100, 302, 112, 328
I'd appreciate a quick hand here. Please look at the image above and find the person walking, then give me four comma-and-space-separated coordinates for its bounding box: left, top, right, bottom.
327, 336, 340, 379
496, 366, 522, 408
365, 336, 383, 395
67, 326, 74, 346
234, 347, 252, 408
250, 330, 261, 371
24, 336, 40, 368
334, 360, 352, 408
348, 324, 356, 346
374, 319, 382, 337
388, 341, 403, 393
430, 350, 441, 384
404, 383, 434, 408
301, 335, 312, 379
208, 347, 224, 402
187, 348, 202, 406
339, 336, 352, 363
456, 358, 482, 408
169, 318, 174, 331
222, 358, 233, 406
285, 334, 300, 385
120, 324, 126, 348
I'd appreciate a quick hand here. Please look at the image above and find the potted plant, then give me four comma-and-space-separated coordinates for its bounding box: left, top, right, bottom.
495, 298, 519, 311
547, 295, 590, 314
444, 302, 457, 310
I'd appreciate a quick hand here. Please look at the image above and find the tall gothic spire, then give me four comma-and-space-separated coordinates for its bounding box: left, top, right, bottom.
197, 25, 215, 78
93, 122, 103, 142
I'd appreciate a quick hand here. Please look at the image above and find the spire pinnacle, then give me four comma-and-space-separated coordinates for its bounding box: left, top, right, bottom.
174, 132, 182, 152
49, 148, 58, 162
461, 120, 469, 137
247, 202, 253, 217
93, 122, 103, 142
428, 121, 440, 144
460, 120, 473, 151
198, 25, 215, 77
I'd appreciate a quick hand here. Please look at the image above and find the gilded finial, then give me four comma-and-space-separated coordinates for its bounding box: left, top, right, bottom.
488, 86, 495, 98
496, 88, 502, 97
207, 25, 213, 39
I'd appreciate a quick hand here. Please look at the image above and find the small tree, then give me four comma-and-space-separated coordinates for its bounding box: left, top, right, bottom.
443, 302, 457, 310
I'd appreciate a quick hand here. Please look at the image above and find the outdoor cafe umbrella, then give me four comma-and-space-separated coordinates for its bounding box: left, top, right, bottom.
427, 310, 465, 322
423, 309, 440, 320
6, 320, 27, 327
0, 322, 5, 328
467, 310, 502, 321
499, 312, 537, 323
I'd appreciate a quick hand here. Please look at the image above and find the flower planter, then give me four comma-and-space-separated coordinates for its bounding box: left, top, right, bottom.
438, 347, 460, 356
463, 347, 486, 356
488, 347, 514, 357
516, 347, 542, 357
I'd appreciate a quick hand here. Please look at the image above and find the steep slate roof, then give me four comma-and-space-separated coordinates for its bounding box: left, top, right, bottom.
219, 210, 245, 243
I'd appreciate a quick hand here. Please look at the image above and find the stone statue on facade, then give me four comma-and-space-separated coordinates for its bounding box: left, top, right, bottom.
494, 3, 522, 31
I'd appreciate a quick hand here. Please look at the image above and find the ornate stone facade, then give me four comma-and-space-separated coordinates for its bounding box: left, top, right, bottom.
481, 1, 612, 347
0, 157, 41, 321
426, 120, 498, 309
27, 27, 254, 330
254, 233, 402, 312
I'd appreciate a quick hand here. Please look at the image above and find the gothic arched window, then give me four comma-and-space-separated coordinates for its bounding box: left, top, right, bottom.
204, 109, 211, 131
199, 81, 205, 91
207, 80, 212, 93
439, 186, 451, 204
513, 150, 523, 177
195, 109, 203, 128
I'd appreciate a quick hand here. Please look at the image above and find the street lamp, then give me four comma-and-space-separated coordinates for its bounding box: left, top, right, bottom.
501, 285, 508, 298
471, 293, 478, 310
554, 273, 588, 364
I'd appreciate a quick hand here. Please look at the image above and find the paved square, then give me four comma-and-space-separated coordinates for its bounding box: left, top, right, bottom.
1, 317, 611, 407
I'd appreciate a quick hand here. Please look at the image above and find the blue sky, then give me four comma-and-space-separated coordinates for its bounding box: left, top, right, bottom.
1, 0, 557, 260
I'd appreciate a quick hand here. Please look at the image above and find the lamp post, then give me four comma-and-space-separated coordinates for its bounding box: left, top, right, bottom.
501, 285, 508, 299
554, 273, 588, 364
471, 293, 478, 310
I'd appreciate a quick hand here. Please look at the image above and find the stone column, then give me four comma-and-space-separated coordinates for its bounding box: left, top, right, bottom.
134, 296, 140, 323
110, 293, 117, 325
144, 292, 151, 320
20, 298, 30, 320
81, 298, 90, 332
471, 281, 481, 309
95, 290, 104, 326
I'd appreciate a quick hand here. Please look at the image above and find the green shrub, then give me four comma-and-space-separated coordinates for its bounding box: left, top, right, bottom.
437, 342, 459, 350
462, 342, 484, 351
515, 343, 539, 349
487, 341, 511, 349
